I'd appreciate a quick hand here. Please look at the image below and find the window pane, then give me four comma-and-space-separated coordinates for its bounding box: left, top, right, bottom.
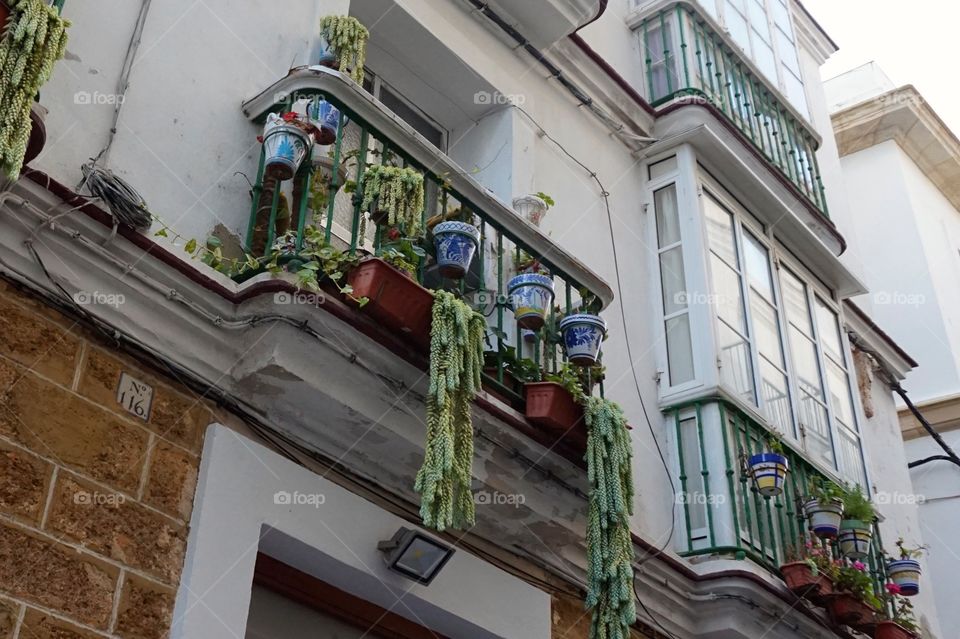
749, 0, 770, 42
711, 254, 747, 331
827, 360, 856, 427
759, 359, 793, 435
655, 185, 681, 246
798, 392, 834, 466
649, 156, 678, 180
771, 0, 792, 31
660, 247, 687, 315
837, 427, 866, 486
781, 269, 812, 334
680, 416, 707, 535
718, 321, 756, 402
776, 27, 800, 75
782, 68, 808, 117
814, 298, 843, 363
752, 298, 784, 368
789, 326, 823, 399
704, 196, 738, 267
666, 315, 695, 385
753, 39, 777, 84
743, 232, 774, 301
724, 4, 751, 53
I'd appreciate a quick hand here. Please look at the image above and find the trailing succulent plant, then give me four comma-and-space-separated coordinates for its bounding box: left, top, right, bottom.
319, 15, 368, 84
584, 397, 636, 639
361, 164, 425, 237
415, 290, 485, 531
0, 0, 69, 179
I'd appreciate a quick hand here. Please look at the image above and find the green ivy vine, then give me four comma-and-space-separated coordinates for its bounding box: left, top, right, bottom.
0, 0, 69, 179
415, 290, 485, 531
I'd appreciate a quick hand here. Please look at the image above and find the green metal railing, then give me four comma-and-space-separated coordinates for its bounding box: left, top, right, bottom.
671, 399, 890, 603
241, 90, 606, 404
639, 4, 829, 218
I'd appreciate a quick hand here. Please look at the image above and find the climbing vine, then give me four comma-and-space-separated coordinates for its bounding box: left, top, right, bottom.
584, 397, 636, 639
361, 164, 424, 237
0, 0, 69, 179
319, 15, 368, 84
414, 290, 485, 531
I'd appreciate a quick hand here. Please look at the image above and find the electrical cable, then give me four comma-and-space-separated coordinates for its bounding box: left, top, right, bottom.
77, 163, 152, 231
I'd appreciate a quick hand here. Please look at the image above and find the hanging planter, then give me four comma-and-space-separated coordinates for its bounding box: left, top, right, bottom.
318, 15, 369, 84
559, 314, 606, 366
347, 258, 433, 347
361, 165, 425, 237
886, 559, 921, 597
803, 497, 845, 538
524, 381, 586, 449
262, 113, 313, 181
824, 593, 878, 626
433, 221, 479, 279
303, 97, 342, 145
838, 520, 874, 560
875, 621, 918, 639
746, 452, 789, 497
507, 273, 554, 330
780, 562, 834, 601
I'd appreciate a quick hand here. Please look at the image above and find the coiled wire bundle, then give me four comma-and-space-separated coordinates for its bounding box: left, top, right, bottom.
79, 162, 152, 231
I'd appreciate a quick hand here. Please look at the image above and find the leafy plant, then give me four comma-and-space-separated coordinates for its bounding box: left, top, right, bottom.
785, 540, 836, 578
266, 226, 368, 306
545, 362, 587, 404
892, 537, 926, 561
0, 0, 70, 178
514, 249, 549, 275
318, 15, 368, 83
361, 165, 425, 237
884, 588, 921, 635
415, 290, 485, 531
841, 485, 876, 522
483, 346, 541, 385
535, 192, 555, 209
584, 397, 636, 639
835, 561, 883, 610
808, 476, 845, 503
765, 431, 785, 455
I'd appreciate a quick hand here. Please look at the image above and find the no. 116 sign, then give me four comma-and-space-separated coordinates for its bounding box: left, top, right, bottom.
116, 372, 153, 422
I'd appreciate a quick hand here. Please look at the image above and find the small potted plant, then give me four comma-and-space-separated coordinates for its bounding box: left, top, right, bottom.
433, 220, 480, 279
511, 192, 554, 227
877, 589, 922, 638
803, 477, 846, 539
886, 538, 925, 596
302, 96, 343, 146
558, 291, 606, 366
514, 249, 550, 276
261, 112, 314, 181
839, 485, 876, 560
746, 433, 789, 497
378, 230, 426, 280
780, 540, 836, 601
361, 164, 425, 237
317, 15, 368, 83
508, 272, 555, 330
826, 560, 883, 627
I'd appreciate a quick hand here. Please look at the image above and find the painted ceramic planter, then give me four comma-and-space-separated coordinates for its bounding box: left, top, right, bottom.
779, 562, 834, 601
263, 113, 313, 181
875, 621, 918, 639
746, 453, 789, 497
317, 36, 339, 68
838, 519, 873, 560
507, 273, 555, 331
512, 194, 548, 227
559, 314, 606, 366
886, 559, 921, 596
803, 497, 844, 538
433, 221, 480, 279
304, 97, 342, 145
347, 258, 433, 348
825, 593, 878, 627
524, 382, 587, 451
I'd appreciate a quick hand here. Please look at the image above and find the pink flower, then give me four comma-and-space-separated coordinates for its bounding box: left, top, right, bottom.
886, 583, 902, 595
853, 561, 866, 571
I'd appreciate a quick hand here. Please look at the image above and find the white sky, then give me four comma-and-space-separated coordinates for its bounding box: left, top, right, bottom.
802, 0, 960, 133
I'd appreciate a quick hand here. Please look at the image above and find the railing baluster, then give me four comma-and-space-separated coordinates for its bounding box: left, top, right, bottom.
695, 403, 716, 547
675, 409, 693, 553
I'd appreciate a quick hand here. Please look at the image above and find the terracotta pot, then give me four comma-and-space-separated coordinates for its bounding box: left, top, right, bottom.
524, 382, 586, 450
23, 104, 47, 168
825, 593, 878, 627
779, 562, 834, 601
875, 621, 917, 639
346, 258, 433, 348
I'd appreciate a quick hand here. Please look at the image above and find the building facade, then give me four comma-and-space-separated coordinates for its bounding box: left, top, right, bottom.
0, 0, 942, 637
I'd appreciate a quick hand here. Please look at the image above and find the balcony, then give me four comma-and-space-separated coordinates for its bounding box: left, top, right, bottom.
670, 399, 890, 599
632, 2, 829, 218
238, 66, 613, 452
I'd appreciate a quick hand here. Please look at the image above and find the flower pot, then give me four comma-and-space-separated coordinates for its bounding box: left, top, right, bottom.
875, 621, 918, 639
524, 382, 586, 450
433, 221, 480, 279
347, 258, 433, 347
559, 314, 606, 366
779, 562, 834, 600
317, 35, 339, 69
303, 97, 342, 146
508, 273, 555, 330
825, 593, 877, 626
23, 103, 47, 167
886, 559, 921, 596
512, 194, 548, 227
838, 520, 873, 560
746, 453, 789, 497
262, 113, 313, 181
803, 497, 844, 538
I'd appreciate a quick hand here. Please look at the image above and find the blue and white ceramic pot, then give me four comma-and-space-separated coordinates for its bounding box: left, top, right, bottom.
803, 497, 844, 538
886, 559, 921, 596
262, 113, 312, 181
747, 452, 789, 497
507, 273, 554, 331
318, 36, 338, 68
559, 314, 606, 366
433, 221, 480, 279
838, 519, 873, 560
305, 97, 342, 145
